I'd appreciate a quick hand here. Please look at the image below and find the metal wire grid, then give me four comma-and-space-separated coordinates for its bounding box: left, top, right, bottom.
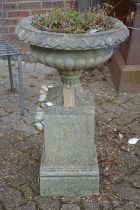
0, 0, 24, 115
0, 39, 19, 56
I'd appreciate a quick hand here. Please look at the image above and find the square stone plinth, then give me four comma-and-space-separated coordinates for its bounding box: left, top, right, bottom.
110, 52, 140, 93
40, 106, 99, 196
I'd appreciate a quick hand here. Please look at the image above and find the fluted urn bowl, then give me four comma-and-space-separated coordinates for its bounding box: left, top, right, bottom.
16, 16, 129, 85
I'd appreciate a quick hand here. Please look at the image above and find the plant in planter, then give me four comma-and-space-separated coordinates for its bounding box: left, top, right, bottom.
16, 2, 129, 196
32, 4, 116, 33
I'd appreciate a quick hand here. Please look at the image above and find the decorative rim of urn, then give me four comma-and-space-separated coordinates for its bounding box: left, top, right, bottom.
15, 16, 129, 50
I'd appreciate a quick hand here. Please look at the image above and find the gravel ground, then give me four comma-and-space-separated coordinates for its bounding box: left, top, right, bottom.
0, 59, 140, 210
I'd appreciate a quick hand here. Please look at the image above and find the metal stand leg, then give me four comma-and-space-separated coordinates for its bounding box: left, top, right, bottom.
7, 55, 14, 92
16, 54, 24, 115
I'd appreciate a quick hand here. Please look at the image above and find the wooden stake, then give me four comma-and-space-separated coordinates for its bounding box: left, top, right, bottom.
63, 86, 75, 107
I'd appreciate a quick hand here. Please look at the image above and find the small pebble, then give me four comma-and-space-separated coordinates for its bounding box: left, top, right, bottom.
39, 94, 46, 102
48, 84, 53, 88
35, 112, 44, 121
41, 85, 48, 92
34, 122, 44, 131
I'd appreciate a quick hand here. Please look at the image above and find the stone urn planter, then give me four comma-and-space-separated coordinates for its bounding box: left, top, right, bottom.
16, 16, 129, 196
16, 16, 128, 85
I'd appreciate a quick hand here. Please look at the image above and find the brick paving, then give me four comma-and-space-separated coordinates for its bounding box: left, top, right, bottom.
0, 59, 140, 210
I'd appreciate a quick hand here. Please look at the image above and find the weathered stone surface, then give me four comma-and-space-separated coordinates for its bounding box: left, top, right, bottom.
31, 45, 113, 85
125, 174, 140, 189
115, 202, 136, 210
15, 202, 36, 210
40, 106, 99, 196
40, 85, 99, 196
22, 184, 34, 199
16, 16, 129, 50
61, 204, 80, 210
84, 201, 100, 210
101, 201, 112, 210
0, 183, 25, 209
62, 197, 81, 203
35, 196, 60, 210
114, 183, 140, 208
115, 150, 140, 168
15, 16, 128, 85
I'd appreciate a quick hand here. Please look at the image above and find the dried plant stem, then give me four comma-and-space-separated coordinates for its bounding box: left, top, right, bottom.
72, 0, 76, 9
64, 0, 66, 10
109, 0, 125, 13
128, 26, 140, 31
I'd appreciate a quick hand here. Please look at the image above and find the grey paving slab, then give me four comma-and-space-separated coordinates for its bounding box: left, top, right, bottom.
84, 201, 101, 210
115, 202, 136, 210
114, 183, 140, 208
15, 202, 36, 210
35, 196, 60, 210
61, 204, 80, 210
